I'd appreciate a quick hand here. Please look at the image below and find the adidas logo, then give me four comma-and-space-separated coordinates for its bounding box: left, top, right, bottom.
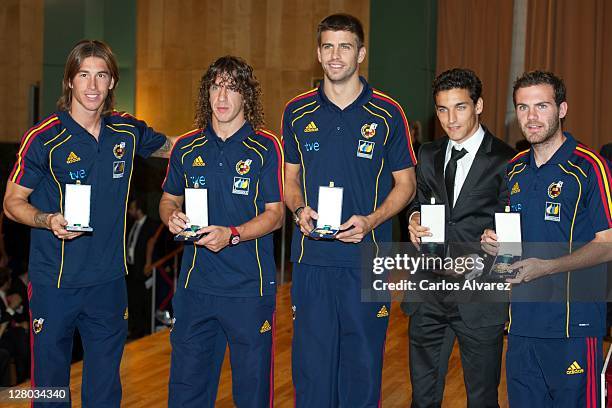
192, 156, 205, 167
566, 361, 584, 375
66, 151, 81, 164
511, 182, 520, 195
304, 121, 319, 133
260, 320, 272, 333
377, 305, 389, 318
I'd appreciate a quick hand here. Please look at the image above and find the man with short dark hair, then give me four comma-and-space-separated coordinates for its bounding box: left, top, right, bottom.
483, 70, 612, 407
283, 13, 417, 407
405, 68, 515, 407
2, 39, 173, 407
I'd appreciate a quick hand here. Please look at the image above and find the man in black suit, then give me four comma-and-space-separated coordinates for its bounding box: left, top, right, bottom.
126, 196, 159, 339
403, 68, 515, 407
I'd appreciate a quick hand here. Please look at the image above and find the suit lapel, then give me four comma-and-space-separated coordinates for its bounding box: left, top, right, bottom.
453, 132, 493, 210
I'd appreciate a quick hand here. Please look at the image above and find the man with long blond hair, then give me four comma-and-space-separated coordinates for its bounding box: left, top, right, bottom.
160, 55, 283, 408
3, 39, 173, 407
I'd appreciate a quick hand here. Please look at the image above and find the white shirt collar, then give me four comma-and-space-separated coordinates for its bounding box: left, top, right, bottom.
448, 125, 485, 155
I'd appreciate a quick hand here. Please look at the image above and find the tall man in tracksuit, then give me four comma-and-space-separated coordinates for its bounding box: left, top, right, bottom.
160, 55, 284, 408
2, 40, 172, 407
283, 14, 417, 407
482, 71, 612, 407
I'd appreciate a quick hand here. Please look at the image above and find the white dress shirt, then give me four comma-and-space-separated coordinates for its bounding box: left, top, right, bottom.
443, 125, 485, 207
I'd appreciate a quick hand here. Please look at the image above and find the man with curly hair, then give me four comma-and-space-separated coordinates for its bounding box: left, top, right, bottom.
159, 55, 284, 408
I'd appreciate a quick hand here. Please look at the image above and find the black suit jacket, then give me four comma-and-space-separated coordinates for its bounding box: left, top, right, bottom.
402, 128, 516, 328
127, 217, 159, 281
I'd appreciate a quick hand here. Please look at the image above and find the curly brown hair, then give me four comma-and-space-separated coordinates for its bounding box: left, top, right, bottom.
195, 56, 264, 130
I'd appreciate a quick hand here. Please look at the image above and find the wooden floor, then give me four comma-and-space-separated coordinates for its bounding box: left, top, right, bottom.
11, 283, 512, 407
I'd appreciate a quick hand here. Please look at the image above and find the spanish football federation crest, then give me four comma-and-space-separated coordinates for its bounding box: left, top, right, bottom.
361, 123, 378, 139
357, 140, 375, 159
113, 142, 126, 159
236, 159, 252, 175
33, 318, 45, 334
232, 177, 250, 195
547, 181, 563, 199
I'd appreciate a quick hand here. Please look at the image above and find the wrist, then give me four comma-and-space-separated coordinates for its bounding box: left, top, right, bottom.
408, 211, 420, 224
228, 225, 240, 246
365, 213, 379, 230
293, 206, 305, 225
546, 259, 560, 275
36, 212, 53, 230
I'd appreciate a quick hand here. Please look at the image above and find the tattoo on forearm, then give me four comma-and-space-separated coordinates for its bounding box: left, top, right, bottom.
151, 138, 172, 158
34, 212, 49, 229
160, 139, 172, 152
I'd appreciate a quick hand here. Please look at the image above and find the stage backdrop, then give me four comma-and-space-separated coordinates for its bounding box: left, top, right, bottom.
525, 0, 612, 151
0, 0, 43, 143
435, 0, 514, 141
134, 0, 370, 137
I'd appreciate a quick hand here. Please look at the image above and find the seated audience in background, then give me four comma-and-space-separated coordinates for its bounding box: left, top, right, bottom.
0, 266, 29, 384
0, 212, 30, 276
0, 347, 10, 386
9, 268, 29, 335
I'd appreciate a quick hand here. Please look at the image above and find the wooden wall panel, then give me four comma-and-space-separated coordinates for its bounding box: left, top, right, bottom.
135, 0, 370, 137
525, 0, 612, 150
436, 0, 514, 140
0, 0, 44, 142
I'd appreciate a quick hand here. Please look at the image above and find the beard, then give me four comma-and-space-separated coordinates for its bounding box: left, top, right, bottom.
522, 115, 561, 145
322, 60, 358, 84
